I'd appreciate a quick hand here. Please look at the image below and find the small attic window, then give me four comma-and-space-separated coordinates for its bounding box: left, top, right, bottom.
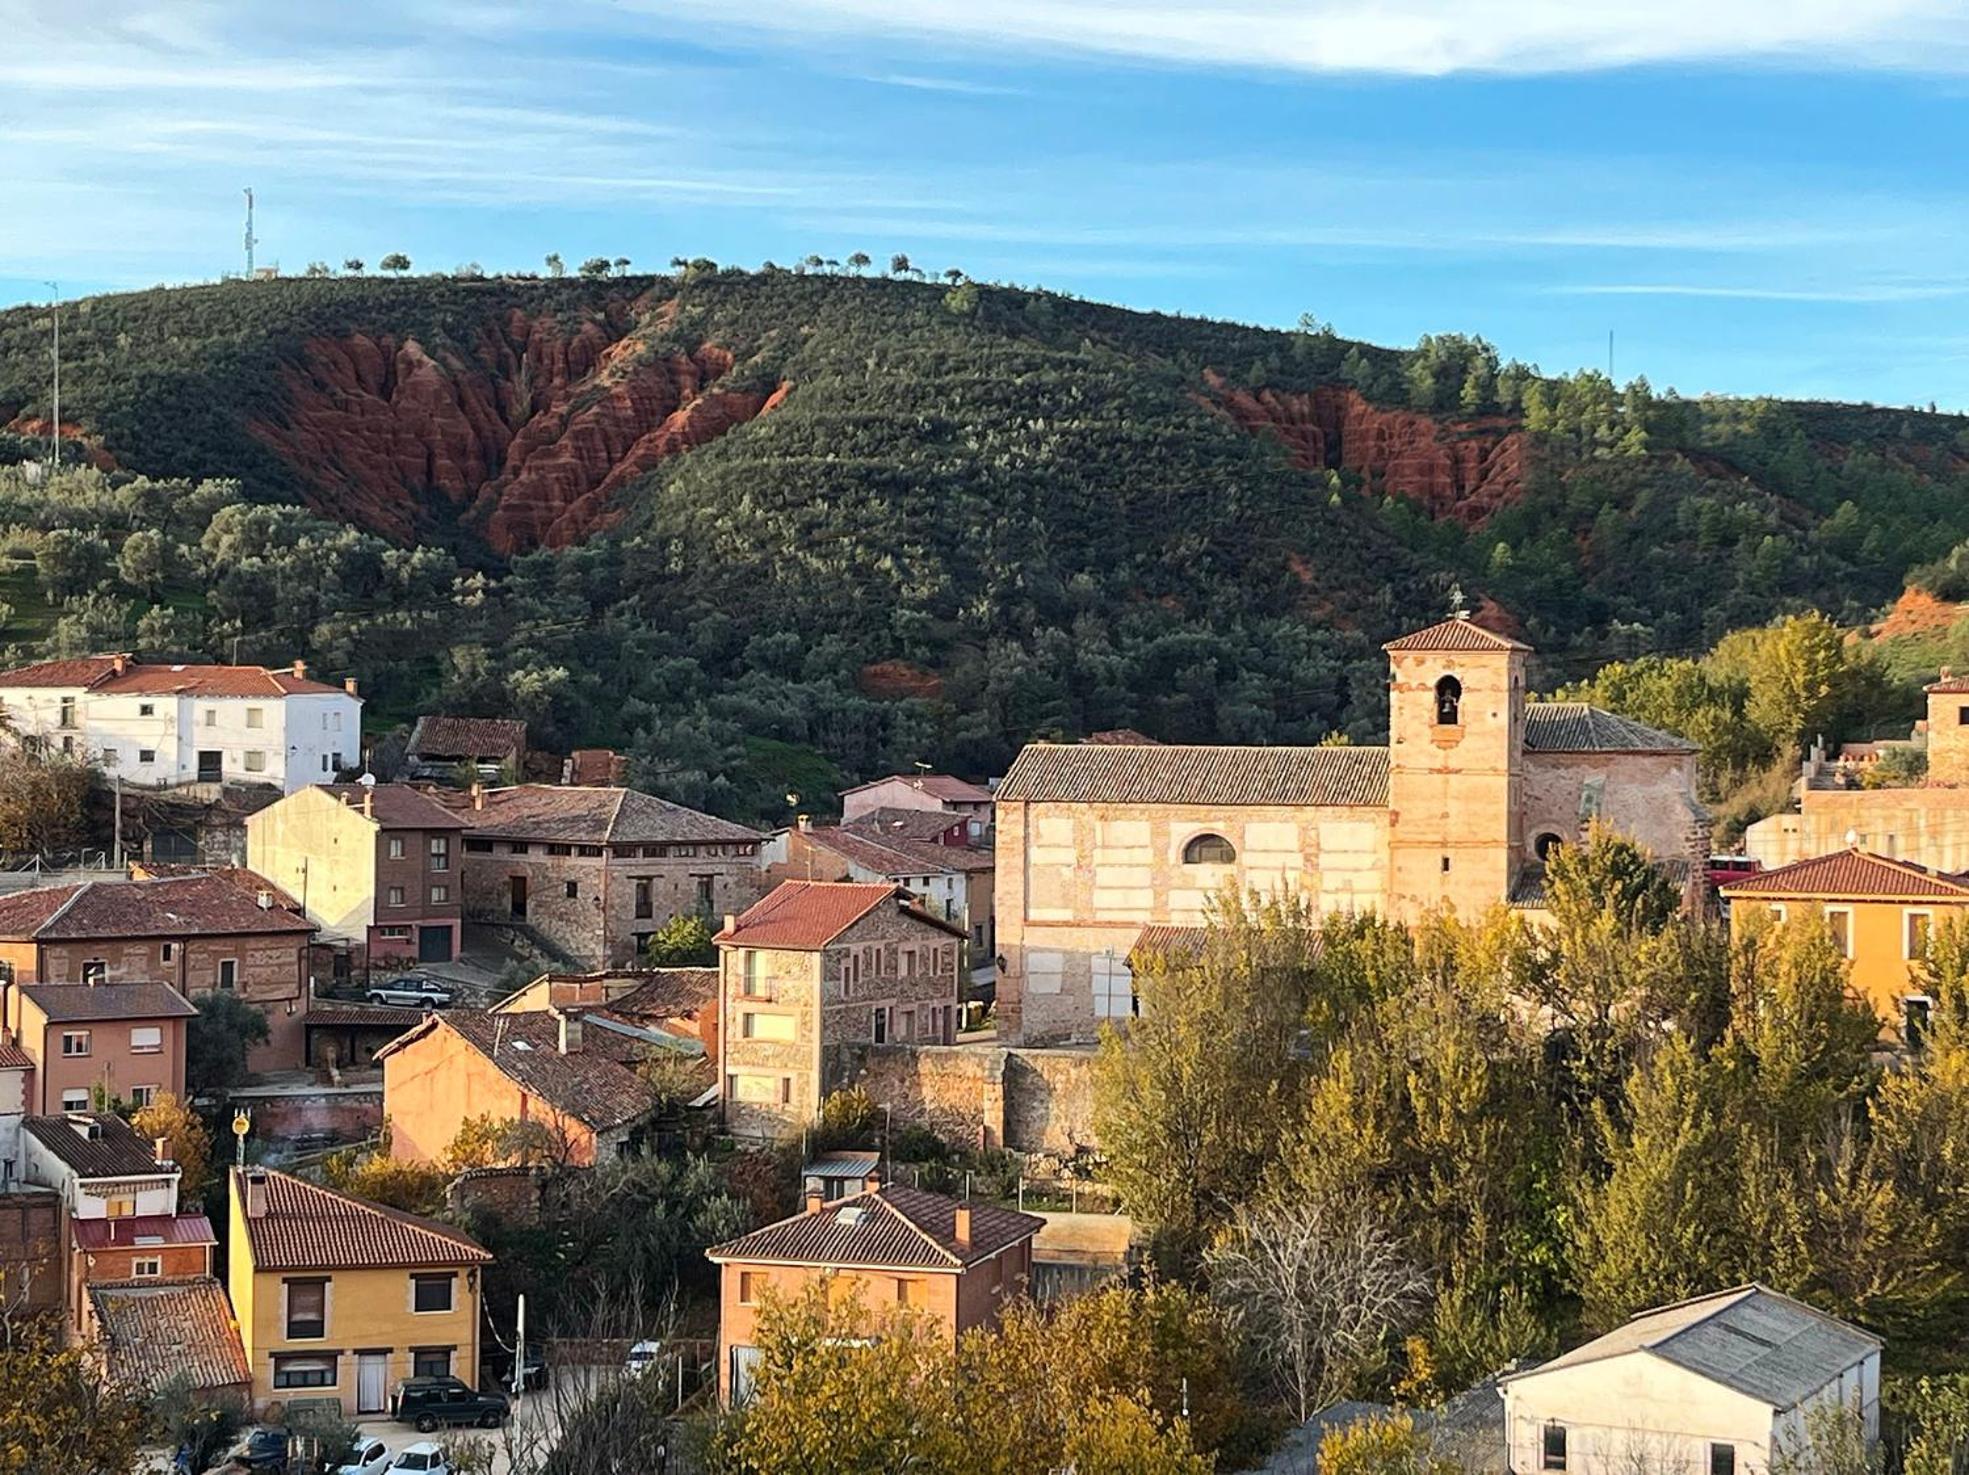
836, 1206, 868, 1226
510, 1040, 533, 1052
1435, 675, 1462, 726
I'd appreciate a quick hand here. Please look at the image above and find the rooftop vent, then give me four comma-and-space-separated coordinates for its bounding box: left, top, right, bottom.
835, 1206, 868, 1226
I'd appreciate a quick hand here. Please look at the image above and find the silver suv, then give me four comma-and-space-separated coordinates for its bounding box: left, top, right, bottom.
365, 974, 455, 1009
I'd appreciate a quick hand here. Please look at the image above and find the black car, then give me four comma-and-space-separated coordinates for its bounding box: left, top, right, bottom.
235, 1428, 290, 1473
486, 1342, 550, 1392
390, 1375, 509, 1432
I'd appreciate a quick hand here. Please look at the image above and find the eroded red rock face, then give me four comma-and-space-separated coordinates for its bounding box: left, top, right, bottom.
1202, 375, 1527, 526
250, 308, 785, 552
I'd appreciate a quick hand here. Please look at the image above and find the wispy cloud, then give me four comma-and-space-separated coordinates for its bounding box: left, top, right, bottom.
859, 72, 1024, 95
1553, 281, 1969, 302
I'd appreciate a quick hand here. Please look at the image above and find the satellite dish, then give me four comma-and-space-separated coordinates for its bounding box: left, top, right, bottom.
358, 772, 377, 788
1845, 828, 1860, 847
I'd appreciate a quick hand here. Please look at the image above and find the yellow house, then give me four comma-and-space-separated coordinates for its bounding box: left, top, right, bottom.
1719, 848, 1969, 1045
229, 1166, 492, 1418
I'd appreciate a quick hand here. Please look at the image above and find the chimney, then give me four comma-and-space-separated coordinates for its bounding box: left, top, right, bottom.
863, 1171, 883, 1194
723, 912, 737, 935
111, 653, 129, 675
291, 659, 307, 679
556, 1008, 583, 1055
804, 1177, 824, 1214
244, 1167, 269, 1220
954, 1202, 972, 1249
153, 1136, 171, 1166
362, 789, 373, 819
343, 677, 358, 696
340, 791, 352, 806
797, 814, 811, 832
470, 782, 485, 812
257, 889, 274, 910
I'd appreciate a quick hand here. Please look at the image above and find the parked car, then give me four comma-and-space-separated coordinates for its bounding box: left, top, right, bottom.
366, 974, 455, 1009
388, 1443, 451, 1475
487, 1342, 549, 1392
389, 1376, 508, 1432
1706, 854, 1763, 889
625, 1339, 663, 1377
235, 1428, 290, 1473
337, 1436, 393, 1475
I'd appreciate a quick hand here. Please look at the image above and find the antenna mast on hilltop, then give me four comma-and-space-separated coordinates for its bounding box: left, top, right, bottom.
243, 187, 257, 277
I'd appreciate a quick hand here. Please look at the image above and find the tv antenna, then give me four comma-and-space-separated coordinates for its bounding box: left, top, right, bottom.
243, 187, 257, 277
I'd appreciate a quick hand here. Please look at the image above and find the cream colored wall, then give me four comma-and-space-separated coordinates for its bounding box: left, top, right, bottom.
1928, 689, 1969, 787
246, 788, 379, 944
1523, 751, 1702, 863
1745, 788, 1969, 872
1504, 1355, 1780, 1475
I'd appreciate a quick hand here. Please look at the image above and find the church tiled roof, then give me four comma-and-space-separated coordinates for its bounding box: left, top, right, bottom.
1383, 617, 1530, 652
997, 743, 1389, 807
1524, 703, 1697, 754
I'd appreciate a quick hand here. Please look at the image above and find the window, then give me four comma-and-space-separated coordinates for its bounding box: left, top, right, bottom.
272, 1354, 336, 1390
872, 1008, 888, 1044
388, 836, 406, 860
564, 881, 578, 900
1182, 833, 1236, 865
634, 878, 653, 920
738, 1271, 764, 1305
742, 950, 765, 997
60, 1030, 90, 1057
508, 842, 530, 856
1771, 904, 1788, 923
729, 1073, 787, 1104
130, 1084, 157, 1108
388, 886, 406, 908
1710, 1445, 1736, 1475
160, 942, 175, 964
412, 1273, 455, 1313
106, 1195, 136, 1218
1905, 995, 1935, 1050
546, 843, 572, 856
285, 1279, 328, 1339
58, 696, 75, 729
429, 837, 449, 872
465, 838, 494, 854
81, 959, 107, 985
1906, 910, 1934, 960
1093, 954, 1135, 1020
1542, 1424, 1567, 1472
1534, 831, 1565, 861
1434, 674, 1463, 725
1959, 704, 1969, 727
130, 1026, 162, 1054
217, 958, 238, 990
132, 1256, 162, 1279
138, 702, 154, 717
695, 874, 715, 913
904, 947, 919, 978
321, 755, 331, 772
378, 926, 411, 940
577, 845, 603, 858
244, 750, 266, 773
60, 1089, 88, 1111
1826, 907, 1853, 958
895, 1277, 927, 1306
741, 1012, 795, 1043
1441, 856, 1452, 873
900, 1008, 916, 1040
412, 1348, 452, 1379
138, 748, 155, 764
245, 707, 265, 728
100, 748, 118, 767
203, 708, 216, 727
641, 846, 663, 858
429, 884, 449, 905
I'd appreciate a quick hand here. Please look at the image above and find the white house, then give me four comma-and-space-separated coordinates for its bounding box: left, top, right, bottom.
1501, 1285, 1881, 1475
0, 655, 361, 793
20, 1112, 183, 1220
0, 1039, 28, 1188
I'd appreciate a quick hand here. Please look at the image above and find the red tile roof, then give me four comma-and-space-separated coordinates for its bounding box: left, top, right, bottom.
607, 968, 718, 1021
88, 1276, 249, 1394
304, 1001, 426, 1031
717, 881, 965, 949
1383, 616, 1530, 652
0, 1038, 32, 1069
460, 785, 762, 845
708, 1184, 1042, 1270
374, 1011, 664, 1133
1129, 925, 1208, 964
1927, 675, 1969, 694
72, 1213, 217, 1250
1083, 728, 1163, 746
804, 827, 994, 879
997, 742, 1389, 806
317, 783, 473, 830
233, 1167, 490, 1272
1719, 848, 1969, 900
0, 876, 314, 940
95, 663, 348, 697
841, 773, 995, 804
0, 655, 124, 687
406, 715, 528, 760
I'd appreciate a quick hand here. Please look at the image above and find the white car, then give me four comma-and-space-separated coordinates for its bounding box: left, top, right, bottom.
389, 1443, 450, 1475
337, 1436, 392, 1475
625, 1339, 663, 1377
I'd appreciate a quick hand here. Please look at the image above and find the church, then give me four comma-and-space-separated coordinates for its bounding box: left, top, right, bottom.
992, 616, 1707, 1045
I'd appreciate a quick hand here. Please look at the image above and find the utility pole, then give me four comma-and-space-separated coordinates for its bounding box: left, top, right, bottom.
111, 773, 123, 870
243, 188, 257, 277
43, 281, 59, 469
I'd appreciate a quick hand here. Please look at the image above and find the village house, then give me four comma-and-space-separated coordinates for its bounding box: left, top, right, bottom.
715, 881, 967, 1138
491, 966, 720, 1061
4, 983, 196, 1115
376, 1008, 671, 1166
993, 615, 1707, 1045
705, 1179, 1042, 1403
1718, 848, 1969, 1045
246, 782, 471, 969
0, 875, 316, 1070
770, 817, 995, 970
302, 1001, 424, 1072
20, 1110, 217, 1342
841, 773, 995, 831
0, 654, 361, 793
87, 1276, 250, 1405
451, 785, 765, 969
229, 1165, 491, 1417
403, 716, 527, 783
1500, 1285, 1879, 1475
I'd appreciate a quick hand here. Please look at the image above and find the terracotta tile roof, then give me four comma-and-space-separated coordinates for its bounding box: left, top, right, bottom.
0, 876, 314, 940
1927, 674, 1969, 694
304, 1001, 426, 1030
461, 785, 762, 845
607, 968, 718, 1021
0, 1038, 33, 1069
88, 1276, 249, 1394
1383, 617, 1531, 652
1129, 925, 1208, 965
841, 773, 994, 804
129, 865, 304, 910
805, 827, 994, 879
1083, 728, 1163, 745
317, 783, 473, 830
23, 1114, 176, 1179
996, 742, 1389, 807
374, 1012, 664, 1133
709, 1184, 1043, 1270
233, 1166, 491, 1272
92, 663, 349, 698
718, 881, 966, 949
407, 715, 528, 760
0, 655, 124, 687
1719, 848, 1969, 900
19, 982, 198, 1023
844, 808, 972, 843
1525, 703, 1697, 754
72, 1213, 216, 1250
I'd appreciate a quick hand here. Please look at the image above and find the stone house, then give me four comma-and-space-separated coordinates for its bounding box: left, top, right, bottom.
706, 1180, 1041, 1402
994, 616, 1706, 1044
246, 783, 471, 969
1500, 1285, 1879, 1475
452, 785, 765, 969
492, 967, 720, 1062
0, 875, 316, 1070
841, 773, 994, 829
403, 715, 527, 782
771, 819, 995, 974
715, 881, 967, 1138
5, 983, 197, 1115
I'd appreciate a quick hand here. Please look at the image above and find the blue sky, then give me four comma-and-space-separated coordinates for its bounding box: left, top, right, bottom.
3, 1, 1968, 405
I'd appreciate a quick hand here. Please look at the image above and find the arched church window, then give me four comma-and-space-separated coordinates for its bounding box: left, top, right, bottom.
1183, 833, 1236, 865
1534, 831, 1565, 862
1434, 675, 1462, 726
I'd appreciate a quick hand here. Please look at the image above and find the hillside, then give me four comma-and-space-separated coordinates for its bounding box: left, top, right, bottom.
1, 269, 1966, 818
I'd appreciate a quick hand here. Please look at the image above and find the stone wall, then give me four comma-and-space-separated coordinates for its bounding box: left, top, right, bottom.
226, 1081, 383, 1145
1521, 750, 1704, 864
841, 1042, 1098, 1155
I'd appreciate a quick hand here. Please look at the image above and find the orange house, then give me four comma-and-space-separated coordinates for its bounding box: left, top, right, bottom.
376, 1009, 667, 1166
705, 1182, 1042, 1404
7, 983, 196, 1115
